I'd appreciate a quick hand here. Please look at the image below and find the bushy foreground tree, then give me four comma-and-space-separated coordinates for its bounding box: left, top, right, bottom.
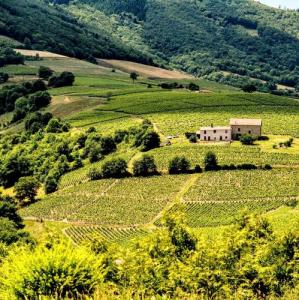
0, 212, 298, 299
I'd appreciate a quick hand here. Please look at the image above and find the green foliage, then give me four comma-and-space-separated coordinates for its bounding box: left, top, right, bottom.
0, 1, 150, 63
204, 151, 218, 171
102, 158, 128, 179
168, 156, 191, 174
0, 196, 23, 229
0, 242, 103, 299
0, 47, 24, 67
130, 72, 139, 83
240, 133, 258, 145
242, 83, 258, 93
38, 66, 53, 80
0, 72, 9, 84
87, 168, 102, 181
1, 213, 298, 299
14, 176, 40, 205
48, 72, 75, 88
45, 118, 69, 133
0, 80, 48, 116
133, 155, 157, 177
0, 218, 31, 246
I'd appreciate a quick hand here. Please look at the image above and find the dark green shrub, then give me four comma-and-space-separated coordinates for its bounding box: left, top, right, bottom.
102, 158, 128, 178
133, 155, 157, 177
240, 134, 258, 145
168, 156, 191, 174
140, 131, 160, 151
263, 164, 273, 170
44, 176, 58, 194
87, 168, 102, 181
0, 72, 9, 84
38, 66, 53, 80
237, 164, 258, 170
204, 152, 218, 171
188, 134, 197, 143
194, 165, 202, 173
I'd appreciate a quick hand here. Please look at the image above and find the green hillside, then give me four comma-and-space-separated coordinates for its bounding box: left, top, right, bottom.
0, 0, 298, 89
65, 0, 299, 88
0, 0, 151, 63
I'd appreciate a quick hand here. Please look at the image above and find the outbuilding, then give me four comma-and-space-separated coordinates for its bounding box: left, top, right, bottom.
230, 118, 262, 140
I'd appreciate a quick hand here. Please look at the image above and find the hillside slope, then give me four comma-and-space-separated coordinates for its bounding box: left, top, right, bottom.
0, 0, 151, 63
67, 0, 299, 87
0, 0, 298, 88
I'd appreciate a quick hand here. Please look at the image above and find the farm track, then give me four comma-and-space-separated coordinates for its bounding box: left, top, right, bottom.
150, 174, 199, 225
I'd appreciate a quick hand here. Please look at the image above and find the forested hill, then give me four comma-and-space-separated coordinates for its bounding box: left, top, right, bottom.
0, 0, 152, 64
1, 0, 299, 87
67, 0, 299, 87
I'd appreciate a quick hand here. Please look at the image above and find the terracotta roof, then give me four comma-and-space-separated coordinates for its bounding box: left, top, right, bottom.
230, 118, 262, 126
199, 126, 231, 131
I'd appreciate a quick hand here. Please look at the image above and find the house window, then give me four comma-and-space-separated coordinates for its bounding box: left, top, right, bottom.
214, 130, 216, 133
225, 130, 228, 133
208, 136, 211, 141
238, 128, 241, 132
248, 130, 252, 134
204, 136, 206, 141
204, 130, 207, 134
220, 136, 223, 141
225, 136, 228, 140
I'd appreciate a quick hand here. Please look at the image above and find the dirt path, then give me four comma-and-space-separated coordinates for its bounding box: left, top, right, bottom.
150, 174, 199, 226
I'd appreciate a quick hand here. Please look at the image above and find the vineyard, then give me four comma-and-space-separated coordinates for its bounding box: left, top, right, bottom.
149, 143, 299, 169
162, 198, 295, 227
184, 170, 299, 202
3, 55, 298, 244
21, 175, 190, 225
65, 226, 148, 244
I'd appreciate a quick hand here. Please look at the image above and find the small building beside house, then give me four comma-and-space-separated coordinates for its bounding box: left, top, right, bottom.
197, 126, 232, 142
230, 118, 262, 140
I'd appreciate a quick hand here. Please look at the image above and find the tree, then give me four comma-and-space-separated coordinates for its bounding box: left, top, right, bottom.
14, 176, 40, 205
0, 219, 31, 246
140, 131, 161, 151
48, 72, 75, 88
45, 118, 66, 133
0, 200, 24, 229
240, 134, 258, 145
44, 176, 58, 194
168, 156, 191, 174
242, 84, 257, 93
0, 72, 9, 84
204, 151, 218, 171
38, 66, 53, 80
102, 158, 128, 178
133, 155, 157, 177
130, 72, 139, 83
100, 136, 116, 155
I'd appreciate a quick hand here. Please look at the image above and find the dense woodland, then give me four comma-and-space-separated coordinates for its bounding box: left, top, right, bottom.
0, 0, 298, 88
0, 0, 152, 63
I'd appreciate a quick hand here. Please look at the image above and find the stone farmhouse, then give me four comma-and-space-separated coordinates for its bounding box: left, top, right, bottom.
196, 118, 262, 142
